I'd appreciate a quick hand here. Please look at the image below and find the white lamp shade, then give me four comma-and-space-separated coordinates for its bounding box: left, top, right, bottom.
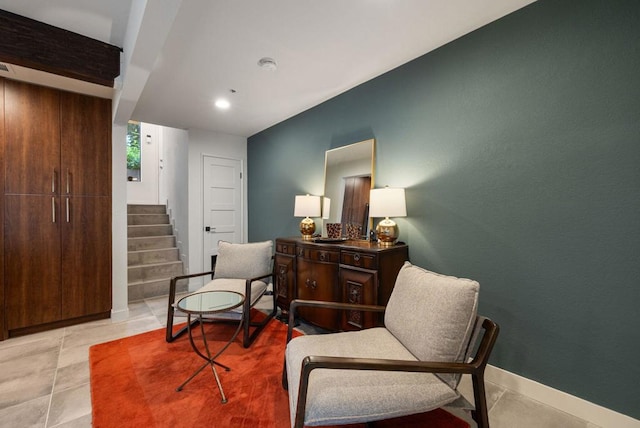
294, 194, 321, 217
322, 197, 331, 219
368, 187, 407, 218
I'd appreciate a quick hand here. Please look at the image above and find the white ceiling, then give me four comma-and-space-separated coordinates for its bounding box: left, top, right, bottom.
0, 0, 536, 137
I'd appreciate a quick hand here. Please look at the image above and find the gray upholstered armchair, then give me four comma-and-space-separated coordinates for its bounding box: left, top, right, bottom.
166, 240, 276, 348
282, 261, 499, 428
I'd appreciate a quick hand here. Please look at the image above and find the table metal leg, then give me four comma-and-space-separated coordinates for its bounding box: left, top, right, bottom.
176, 313, 245, 403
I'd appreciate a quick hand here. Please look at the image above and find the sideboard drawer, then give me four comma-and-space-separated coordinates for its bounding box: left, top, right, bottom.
276, 241, 296, 255
299, 248, 340, 263
341, 250, 378, 270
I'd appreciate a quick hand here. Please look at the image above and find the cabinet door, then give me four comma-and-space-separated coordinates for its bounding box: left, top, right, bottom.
61, 196, 111, 318
297, 258, 339, 330
60, 92, 111, 196
4, 80, 60, 195
340, 267, 379, 330
4, 195, 61, 329
275, 254, 295, 315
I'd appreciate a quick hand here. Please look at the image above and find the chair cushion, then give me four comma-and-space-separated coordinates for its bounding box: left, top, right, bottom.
213, 240, 273, 280
384, 262, 479, 387
285, 328, 459, 427
198, 278, 268, 314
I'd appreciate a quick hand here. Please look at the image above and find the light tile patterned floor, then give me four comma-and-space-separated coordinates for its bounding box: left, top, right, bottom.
0, 295, 599, 428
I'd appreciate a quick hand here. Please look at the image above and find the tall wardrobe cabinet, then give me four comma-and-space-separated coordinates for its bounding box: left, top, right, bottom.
1, 78, 112, 339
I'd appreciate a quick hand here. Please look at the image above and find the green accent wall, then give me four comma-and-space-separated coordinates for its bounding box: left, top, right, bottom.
248, 0, 640, 419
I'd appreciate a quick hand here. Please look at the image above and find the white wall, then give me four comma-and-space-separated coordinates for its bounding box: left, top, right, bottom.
160, 126, 190, 271
187, 128, 247, 288
111, 124, 129, 322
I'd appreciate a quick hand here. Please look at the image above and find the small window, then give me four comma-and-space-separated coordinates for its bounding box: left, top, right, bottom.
126, 121, 141, 181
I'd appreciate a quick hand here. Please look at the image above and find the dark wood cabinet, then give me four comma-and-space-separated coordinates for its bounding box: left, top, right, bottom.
4, 194, 62, 329
275, 237, 408, 331
296, 244, 341, 330
1, 79, 112, 339
275, 239, 296, 317
4, 81, 60, 195
60, 91, 112, 196
61, 196, 111, 319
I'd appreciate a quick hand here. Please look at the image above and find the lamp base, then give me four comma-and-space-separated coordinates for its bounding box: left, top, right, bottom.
376, 218, 398, 247
300, 217, 316, 240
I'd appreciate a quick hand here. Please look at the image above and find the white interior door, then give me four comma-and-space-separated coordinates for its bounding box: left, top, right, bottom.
203, 156, 242, 271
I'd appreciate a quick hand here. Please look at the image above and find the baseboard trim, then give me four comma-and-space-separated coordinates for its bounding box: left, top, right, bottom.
486, 365, 640, 428
110, 307, 130, 323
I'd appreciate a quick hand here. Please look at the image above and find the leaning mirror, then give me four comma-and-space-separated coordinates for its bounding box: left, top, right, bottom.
322, 139, 375, 239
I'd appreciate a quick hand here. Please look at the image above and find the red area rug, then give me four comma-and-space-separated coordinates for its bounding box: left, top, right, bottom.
89, 319, 469, 427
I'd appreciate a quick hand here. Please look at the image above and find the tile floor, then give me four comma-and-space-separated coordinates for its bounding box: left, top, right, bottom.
0, 294, 601, 428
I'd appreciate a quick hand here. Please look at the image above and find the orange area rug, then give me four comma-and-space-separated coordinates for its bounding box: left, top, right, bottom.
89, 319, 470, 427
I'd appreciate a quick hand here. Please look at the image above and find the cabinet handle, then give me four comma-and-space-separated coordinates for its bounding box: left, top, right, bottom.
66, 169, 70, 194
66, 197, 70, 223
51, 197, 56, 223
305, 278, 317, 289
52, 170, 57, 193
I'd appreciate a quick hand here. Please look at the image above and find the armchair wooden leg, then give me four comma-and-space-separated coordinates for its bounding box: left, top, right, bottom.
282, 359, 289, 390
471, 374, 490, 428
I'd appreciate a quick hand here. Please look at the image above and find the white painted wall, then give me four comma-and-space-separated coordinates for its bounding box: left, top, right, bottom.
111, 0, 182, 320
187, 128, 247, 289
111, 123, 129, 322
160, 126, 190, 272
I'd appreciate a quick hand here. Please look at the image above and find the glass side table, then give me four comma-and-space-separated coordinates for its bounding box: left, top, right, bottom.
175, 290, 245, 403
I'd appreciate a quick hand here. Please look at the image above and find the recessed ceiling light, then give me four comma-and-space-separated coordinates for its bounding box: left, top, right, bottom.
215, 98, 230, 109
258, 57, 277, 71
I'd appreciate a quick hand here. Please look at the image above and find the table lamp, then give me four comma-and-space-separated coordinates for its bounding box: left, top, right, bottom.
368, 187, 406, 246
294, 194, 321, 240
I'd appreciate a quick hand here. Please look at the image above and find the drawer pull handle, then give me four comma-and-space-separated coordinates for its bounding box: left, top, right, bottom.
283, 245, 287, 252
353, 253, 361, 262
319, 252, 326, 261
305, 278, 317, 289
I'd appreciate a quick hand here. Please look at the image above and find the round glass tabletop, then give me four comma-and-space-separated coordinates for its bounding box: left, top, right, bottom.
177, 290, 244, 315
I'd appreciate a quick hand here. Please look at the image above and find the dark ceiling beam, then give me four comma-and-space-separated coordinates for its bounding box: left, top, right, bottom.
0, 9, 121, 87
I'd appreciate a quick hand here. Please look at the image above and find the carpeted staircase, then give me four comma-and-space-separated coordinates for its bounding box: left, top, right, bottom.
127, 204, 186, 302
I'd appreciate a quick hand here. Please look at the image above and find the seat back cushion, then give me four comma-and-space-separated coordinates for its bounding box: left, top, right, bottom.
385, 262, 479, 387
213, 240, 273, 280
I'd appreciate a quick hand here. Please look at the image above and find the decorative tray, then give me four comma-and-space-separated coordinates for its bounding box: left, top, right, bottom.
312, 237, 348, 243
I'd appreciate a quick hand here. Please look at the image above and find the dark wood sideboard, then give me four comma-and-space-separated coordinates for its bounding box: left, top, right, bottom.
274, 237, 409, 331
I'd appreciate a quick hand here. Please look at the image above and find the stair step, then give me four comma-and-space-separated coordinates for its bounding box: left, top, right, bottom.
128, 248, 179, 266
127, 213, 170, 225
128, 261, 184, 283
128, 224, 173, 237
126, 204, 185, 302
128, 235, 176, 251
128, 277, 189, 302
128, 204, 167, 214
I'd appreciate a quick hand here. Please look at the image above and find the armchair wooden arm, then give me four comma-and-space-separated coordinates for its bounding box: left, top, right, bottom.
166, 270, 214, 342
